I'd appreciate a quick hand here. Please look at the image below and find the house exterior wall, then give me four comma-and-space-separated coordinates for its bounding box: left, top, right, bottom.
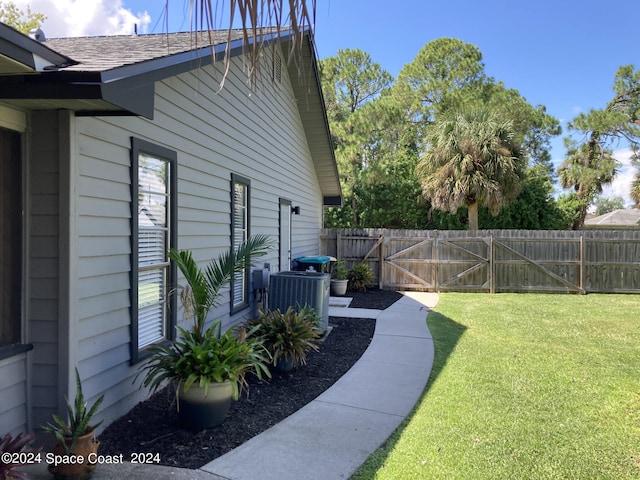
27, 111, 65, 430
68, 49, 326, 429
0, 353, 28, 435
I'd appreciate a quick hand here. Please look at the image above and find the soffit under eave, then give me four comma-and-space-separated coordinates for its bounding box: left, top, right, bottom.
0, 52, 36, 73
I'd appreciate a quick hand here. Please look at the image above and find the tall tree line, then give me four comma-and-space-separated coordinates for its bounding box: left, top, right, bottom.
321, 38, 568, 230
4, 1, 637, 221
321, 39, 640, 230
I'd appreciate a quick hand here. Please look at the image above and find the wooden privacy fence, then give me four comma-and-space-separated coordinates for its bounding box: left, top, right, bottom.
320, 228, 640, 294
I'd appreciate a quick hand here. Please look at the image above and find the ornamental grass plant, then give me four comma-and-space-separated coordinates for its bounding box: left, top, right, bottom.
246, 305, 322, 369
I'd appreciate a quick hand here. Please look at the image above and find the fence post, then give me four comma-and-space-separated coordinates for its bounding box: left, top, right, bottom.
378, 236, 384, 289
434, 230, 439, 292
490, 235, 495, 294
336, 233, 342, 263
580, 235, 584, 292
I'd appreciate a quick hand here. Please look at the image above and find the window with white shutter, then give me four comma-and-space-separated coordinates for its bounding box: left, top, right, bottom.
130, 138, 177, 364
231, 174, 250, 313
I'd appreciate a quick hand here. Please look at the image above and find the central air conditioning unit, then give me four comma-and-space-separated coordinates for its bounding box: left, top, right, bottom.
268, 271, 330, 332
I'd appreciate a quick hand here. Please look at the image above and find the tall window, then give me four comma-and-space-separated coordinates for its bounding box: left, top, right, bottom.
231, 174, 250, 313
131, 138, 176, 363
0, 128, 21, 349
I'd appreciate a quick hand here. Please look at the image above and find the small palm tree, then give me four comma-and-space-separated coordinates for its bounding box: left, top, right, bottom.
168, 234, 272, 338
416, 107, 525, 230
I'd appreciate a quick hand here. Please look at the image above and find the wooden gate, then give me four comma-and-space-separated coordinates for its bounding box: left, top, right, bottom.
383, 237, 436, 290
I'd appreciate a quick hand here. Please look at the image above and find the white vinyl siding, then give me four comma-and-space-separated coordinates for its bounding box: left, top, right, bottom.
0, 354, 28, 435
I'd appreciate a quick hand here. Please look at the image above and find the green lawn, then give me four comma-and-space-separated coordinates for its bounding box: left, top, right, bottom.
353, 293, 640, 480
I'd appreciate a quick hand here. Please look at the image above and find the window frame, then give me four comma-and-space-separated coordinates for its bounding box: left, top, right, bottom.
0, 127, 28, 360
230, 174, 251, 314
130, 137, 177, 365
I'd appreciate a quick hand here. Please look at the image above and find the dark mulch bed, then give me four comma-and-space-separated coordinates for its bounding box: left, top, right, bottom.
98, 288, 403, 469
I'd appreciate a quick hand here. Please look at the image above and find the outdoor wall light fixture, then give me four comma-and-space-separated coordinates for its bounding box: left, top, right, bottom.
291, 206, 301, 215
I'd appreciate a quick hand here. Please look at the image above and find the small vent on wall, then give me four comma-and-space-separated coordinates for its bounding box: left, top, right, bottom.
272, 53, 282, 85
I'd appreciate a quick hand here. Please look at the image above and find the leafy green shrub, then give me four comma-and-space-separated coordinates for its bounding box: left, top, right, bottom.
349, 263, 375, 292
332, 259, 349, 280
140, 320, 271, 400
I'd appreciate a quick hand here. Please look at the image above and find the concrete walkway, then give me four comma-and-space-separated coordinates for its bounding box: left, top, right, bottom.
23, 292, 438, 480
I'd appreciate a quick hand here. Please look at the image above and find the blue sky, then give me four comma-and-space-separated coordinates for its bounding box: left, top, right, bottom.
14, 0, 640, 205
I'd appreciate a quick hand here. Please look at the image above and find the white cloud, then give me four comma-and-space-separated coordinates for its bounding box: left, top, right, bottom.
12, 0, 150, 37
601, 148, 638, 208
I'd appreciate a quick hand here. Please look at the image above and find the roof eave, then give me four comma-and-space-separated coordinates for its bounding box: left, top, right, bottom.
0, 30, 298, 119
285, 33, 342, 207
0, 22, 75, 72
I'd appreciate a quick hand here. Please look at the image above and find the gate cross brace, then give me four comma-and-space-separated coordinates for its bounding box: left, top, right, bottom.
497, 240, 585, 294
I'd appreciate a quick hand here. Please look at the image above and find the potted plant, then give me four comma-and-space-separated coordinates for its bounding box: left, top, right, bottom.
348, 263, 375, 292
42, 368, 104, 480
246, 305, 322, 373
330, 259, 349, 296
139, 235, 273, 430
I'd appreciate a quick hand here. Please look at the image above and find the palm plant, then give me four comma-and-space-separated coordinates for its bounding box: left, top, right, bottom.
632, 174, 640, 208
416, 107, 525, 230
169, 234, 272, 338
348, 263, 375, 292
558, 139, 617, 229
184, 1, 315, 88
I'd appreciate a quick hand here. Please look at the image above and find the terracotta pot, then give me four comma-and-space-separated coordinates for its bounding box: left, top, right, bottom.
48, 430, 99, 480
177, 381, 233, 430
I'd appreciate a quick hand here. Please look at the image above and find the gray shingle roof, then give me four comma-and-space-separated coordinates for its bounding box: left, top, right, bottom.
43, 29, 266, 72
584, 209, 640, 227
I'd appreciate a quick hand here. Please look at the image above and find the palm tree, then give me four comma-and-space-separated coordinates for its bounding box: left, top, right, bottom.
631, 174, 640, 208
183, 0, 315, 86
416, 107, 525, 230
557, 137, 617, 229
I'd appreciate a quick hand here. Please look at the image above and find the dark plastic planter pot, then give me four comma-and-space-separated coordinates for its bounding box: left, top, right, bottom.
177, 381, 233, 430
